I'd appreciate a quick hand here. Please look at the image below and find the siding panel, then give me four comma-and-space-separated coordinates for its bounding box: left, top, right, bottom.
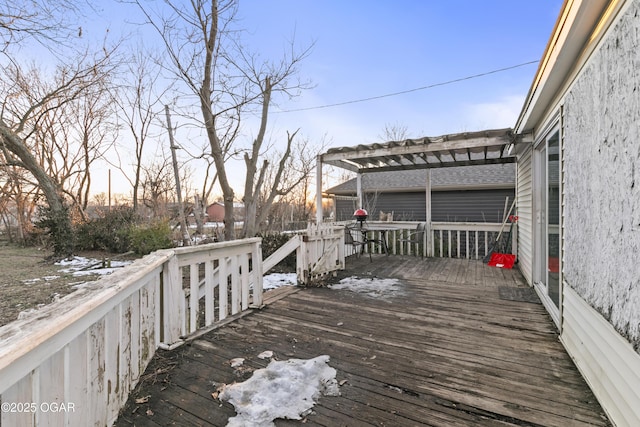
517, 148, 533, 285
562, 286, 640, 427
336, 189, 515, 223
431, 189, 514, 223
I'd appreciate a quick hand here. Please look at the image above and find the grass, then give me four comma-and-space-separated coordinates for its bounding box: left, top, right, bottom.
0, 241, 126, 327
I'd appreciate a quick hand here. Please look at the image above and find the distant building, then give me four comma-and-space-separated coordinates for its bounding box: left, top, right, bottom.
205, 202, 245, 223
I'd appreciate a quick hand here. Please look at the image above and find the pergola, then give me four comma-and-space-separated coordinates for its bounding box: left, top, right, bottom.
315, 127, 524, 232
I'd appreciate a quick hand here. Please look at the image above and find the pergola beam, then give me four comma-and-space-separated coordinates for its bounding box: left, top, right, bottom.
320, 134, 512, 163
357, 156, 515, 173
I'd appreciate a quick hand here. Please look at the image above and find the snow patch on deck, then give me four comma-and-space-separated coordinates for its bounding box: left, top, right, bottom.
219, 355, 339, 426
329, 276, 405, 299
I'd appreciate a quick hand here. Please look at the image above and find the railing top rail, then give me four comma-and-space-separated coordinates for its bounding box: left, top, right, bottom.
431, 221, 504, 231
172, 237, 262, 257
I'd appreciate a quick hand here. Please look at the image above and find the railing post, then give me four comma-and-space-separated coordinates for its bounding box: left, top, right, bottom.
297, 235, 309, 285
251, 240, 264, 307
160, 254, 184, 345
425, 169, 433, 257
338, 229, 346, 269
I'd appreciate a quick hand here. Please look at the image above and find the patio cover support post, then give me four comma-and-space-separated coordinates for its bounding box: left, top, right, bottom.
357, 173, 363, 209
316, 155, 323, 224
425, 169, 432, 257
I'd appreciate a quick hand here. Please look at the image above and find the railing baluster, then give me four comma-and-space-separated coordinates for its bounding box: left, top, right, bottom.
241, 254, 250, 310
465, 230, 470, 259
475, 230, 479, 260
231, 255, 240, 315
204, 260, 214, 325
484, 231, 489, 257
219, 257, 228, 321
190, 264, 199, 333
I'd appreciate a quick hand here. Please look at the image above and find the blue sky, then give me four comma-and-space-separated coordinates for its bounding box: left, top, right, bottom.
38, 1, 565, 196
223, 1, 564, 190
234, 1, 562, 137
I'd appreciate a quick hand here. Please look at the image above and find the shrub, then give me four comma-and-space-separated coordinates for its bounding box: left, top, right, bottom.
129, 220, 173, 255
75, 207, 139, 253
34, 205, 74, 256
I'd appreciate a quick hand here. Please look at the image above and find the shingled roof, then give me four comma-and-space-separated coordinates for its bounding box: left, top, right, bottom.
325, 163, 515, 195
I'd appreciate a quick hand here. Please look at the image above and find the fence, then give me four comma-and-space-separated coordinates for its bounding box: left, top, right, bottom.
338, 220, 516, 259
0, 231, 344, 427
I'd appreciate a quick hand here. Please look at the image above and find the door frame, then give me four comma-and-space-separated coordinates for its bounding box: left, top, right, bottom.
533, 118, 563, 329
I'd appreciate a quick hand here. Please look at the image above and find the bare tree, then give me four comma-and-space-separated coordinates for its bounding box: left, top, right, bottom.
0, 162, 39, 241
33, 67, 116, 218
112, 48, 168, 211
1, 54, 118, 253
140, 156, 175, 219
251, 133, 322, 234
379, 122, 410, 141
0, 1, 118, 255
135, 0, 313, 240
0, 1, 82, 53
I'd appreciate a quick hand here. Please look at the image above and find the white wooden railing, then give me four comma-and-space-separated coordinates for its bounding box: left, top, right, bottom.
0, 231, 344, 427
339, 220, 516, 259
297, 223, 345, 283
175, 238, 263, 339
431, 221, 516, 259
0, 250, 174, 427
0, 240, 263, 426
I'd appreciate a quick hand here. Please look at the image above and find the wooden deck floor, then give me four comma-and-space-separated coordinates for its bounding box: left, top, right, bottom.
115, 256, 610, 426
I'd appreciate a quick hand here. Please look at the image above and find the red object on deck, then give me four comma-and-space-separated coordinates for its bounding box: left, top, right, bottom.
488, 253, 516, 269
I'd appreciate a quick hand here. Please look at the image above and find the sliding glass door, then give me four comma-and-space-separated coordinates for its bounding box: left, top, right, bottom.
535, 129, 561, 315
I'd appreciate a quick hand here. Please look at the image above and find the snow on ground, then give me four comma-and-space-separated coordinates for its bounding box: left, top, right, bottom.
262, 272, 297, 290
329, 276, 405, 299
22, 275, 60, 284
219, 354, 340, 427
44, 256, 294, 290
46, 256, 135, 289
55, 256, 133, 277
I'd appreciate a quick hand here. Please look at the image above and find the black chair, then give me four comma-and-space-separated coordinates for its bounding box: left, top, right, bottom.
399, 222, 426, 258
344, 226, 372, 262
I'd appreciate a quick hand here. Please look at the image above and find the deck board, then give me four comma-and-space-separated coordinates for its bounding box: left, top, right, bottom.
115, 256, 610, 427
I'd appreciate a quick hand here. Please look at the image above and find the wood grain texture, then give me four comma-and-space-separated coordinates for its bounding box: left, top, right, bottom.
116, 256, 610, 427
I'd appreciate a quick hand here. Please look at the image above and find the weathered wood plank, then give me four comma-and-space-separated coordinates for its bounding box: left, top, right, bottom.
115, 258, 610, 427
0, 374, 33, 426
65, 331, 89, 426
38, 351, 65, 425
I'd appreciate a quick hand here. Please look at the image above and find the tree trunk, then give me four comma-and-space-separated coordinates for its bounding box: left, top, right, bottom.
1, 121, 72, 255
198, 0, 235, 240
242, 77, 272, 238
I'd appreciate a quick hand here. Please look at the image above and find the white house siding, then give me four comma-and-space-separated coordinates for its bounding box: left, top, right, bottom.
516, 147, 534, 285
562, 286, 640, 427
562, 0, 640, 353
